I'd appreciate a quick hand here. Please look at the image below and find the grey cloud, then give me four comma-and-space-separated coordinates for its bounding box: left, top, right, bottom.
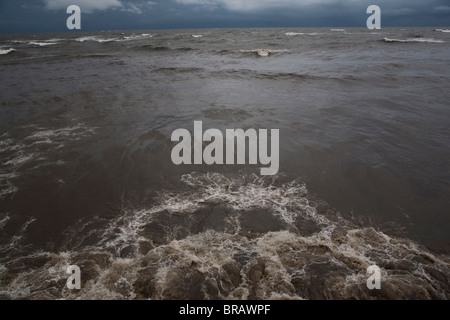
42, 0, 122, 13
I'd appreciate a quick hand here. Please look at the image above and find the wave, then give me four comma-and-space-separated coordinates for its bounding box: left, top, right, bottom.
75, 36, 117, 43
0, 125, 95, 198
0, 48, 15, 55
285, 32, 324, 36
344, 32, 383, 35
240, 49, 287, 57
434, 29, 450, 33
0, 172, 449, 300
383, 38, 445, 43
192, 35, 203, 38
285, 32, 306, 36
121, 33, 153, 41
29, 42, 58, 46
330, 29, 344, 32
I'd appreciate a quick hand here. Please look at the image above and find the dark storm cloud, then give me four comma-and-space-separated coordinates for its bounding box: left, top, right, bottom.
0, 0, 449, 33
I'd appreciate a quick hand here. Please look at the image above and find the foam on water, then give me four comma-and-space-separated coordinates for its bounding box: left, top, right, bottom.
75, 36, 108, 43
0, 214, 10, 229
0, 172, 448, 300
0, 125, 95, 198
75, 34, 153, 43
384, 38, 445, 44
4, 152, 38, 167
29, 42, 58, 47
25, 125, 95, 143
0, 48, 15, 55
285, 32, 306, 36
434, 29, 450, 33
121, 34, 154, 41
240, 49, 287, 57
285, 32, 324, 36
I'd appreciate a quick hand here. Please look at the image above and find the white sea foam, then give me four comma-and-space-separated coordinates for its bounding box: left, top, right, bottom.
330, 29, 344, 32
0, 138, 22, 153
192, 35, 203, 38
75, 36, 107, 43
29, 42, 58, 46
4, 217, 36, 252
1, 172, 449, 300
0, 214, 10, 229
384, 37, 445, 43
0, 48, 15, 55
98, 38, 118, 43
434, 29, 450, 33
0, 181, 17, 198
24, 125, 96, 149
121, 34, 153, 41
76, 34, 153, 43
47, 38, 65, 42
285, 32, 323, 36
4, 152, 38, 167
240, 49, 287, 57
285, 32, 305, 36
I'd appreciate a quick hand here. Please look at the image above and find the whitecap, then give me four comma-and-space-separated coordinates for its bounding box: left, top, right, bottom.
240, 49, 287, 57
434, 29, 450, 33
120, 34, 153, 41
75, 36, 105, 42
0, 48, 15, 55
384, 37, 445, 43
29, 42, 58, 46
285, 32, 305, 36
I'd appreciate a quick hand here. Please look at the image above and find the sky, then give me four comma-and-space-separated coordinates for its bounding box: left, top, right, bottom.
0, 0, 449, 33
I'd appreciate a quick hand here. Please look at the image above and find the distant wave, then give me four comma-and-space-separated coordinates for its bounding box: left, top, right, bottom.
29, 41, 58, 46
240, 49, 287, 57
434, 29, 450, 33
192, 35, 203, 38
285, 32, 306, 36
76, 36, 117, 43
384, 38, 445, 43
0, 48, 15, 55
121, 33, 153, 41
285, 32, 324, 36
75, 33, 153, 43
330, 29, 344, 32
344, 32, 383, 35
75, 36, 114, 43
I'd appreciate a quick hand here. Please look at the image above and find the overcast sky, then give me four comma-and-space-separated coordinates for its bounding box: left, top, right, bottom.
1, 0, 449, 33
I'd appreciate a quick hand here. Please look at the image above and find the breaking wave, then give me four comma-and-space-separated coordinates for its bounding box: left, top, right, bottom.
75, 34, 153, 43
0, 48, 15, 55
0, 172, 449, 300
29, 42, 58, 47
285, 32, 306, 36
384, 38, 445, 44
240, 49, 287, 57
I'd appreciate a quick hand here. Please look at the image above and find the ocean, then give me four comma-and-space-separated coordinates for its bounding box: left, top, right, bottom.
0, 27, 449, 299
